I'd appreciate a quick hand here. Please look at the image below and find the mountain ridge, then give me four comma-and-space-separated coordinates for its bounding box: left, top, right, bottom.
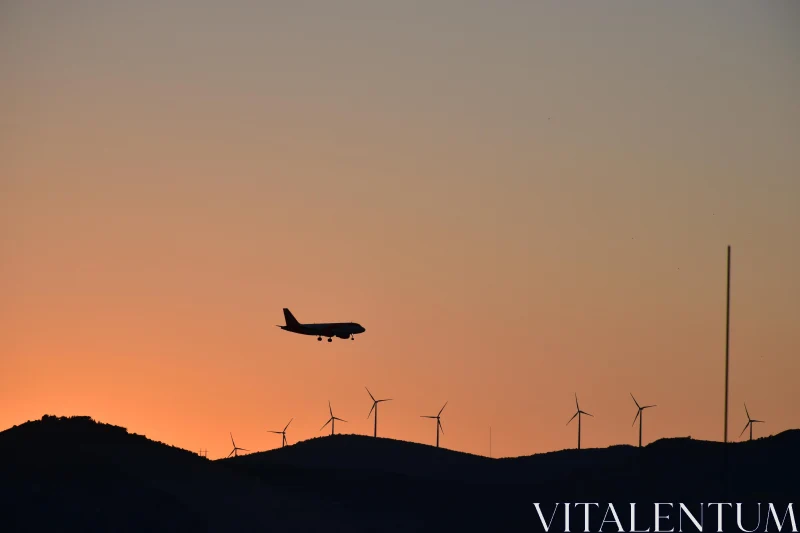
1, 415, 797, 532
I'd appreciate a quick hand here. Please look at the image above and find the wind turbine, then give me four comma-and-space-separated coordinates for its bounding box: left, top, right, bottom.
366, 387, 392, 438
320, 401, 347, 436
227, 433, 249, 458
630, 393, 657, 448
421, 401, 447, 448
268, 418, 293, 448
739, 403, 765, 441
567, 394, 593, 450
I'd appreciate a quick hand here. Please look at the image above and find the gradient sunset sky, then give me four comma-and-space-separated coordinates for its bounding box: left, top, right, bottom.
2, 1, 798, 459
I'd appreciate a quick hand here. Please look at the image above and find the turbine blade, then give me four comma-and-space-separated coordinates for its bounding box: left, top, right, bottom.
438, 401, 448, 416
744, 403, 750, 420
379, 399, 393, 402
753, 419, 765, 423
240, 448, 249, 452
230, 432, 235, 447
421, 415, 436, 418
630, 393, 640, 409
320, 418, 332, 431
575, 393, 579, 410
365, 387, 375, 402
739, 421, 750, 437
632, 410, 640, 427
567, 411, 578, 425
284, 418, 293, 431
582, 411, 594, 417
334, 417, 347, 422
438, 419, 444, 434
329, 401, 333, 418
227, 449, 235, 458
367, 403, 376, 419
643, 405, 656, 409
268, 431, 282, 434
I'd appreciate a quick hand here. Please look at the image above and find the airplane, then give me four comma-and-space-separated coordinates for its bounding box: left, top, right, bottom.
277, 308, 366, 342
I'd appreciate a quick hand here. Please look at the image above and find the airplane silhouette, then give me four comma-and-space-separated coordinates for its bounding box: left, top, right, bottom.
277, 308, 366, 343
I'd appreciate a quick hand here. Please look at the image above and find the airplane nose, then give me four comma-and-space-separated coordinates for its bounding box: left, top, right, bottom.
360, 325, 366, 333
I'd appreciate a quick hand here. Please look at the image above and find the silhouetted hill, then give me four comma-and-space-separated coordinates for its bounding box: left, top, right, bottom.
229, 433, 494, 480
0, 416, 373, 532
232, 430, 800, 487
2, 416, 798, 532
224, 430, 799, 530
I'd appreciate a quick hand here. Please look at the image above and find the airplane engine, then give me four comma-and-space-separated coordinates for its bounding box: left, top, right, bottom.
336, 333, 350, 339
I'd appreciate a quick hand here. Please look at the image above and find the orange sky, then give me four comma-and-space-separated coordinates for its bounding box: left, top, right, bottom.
1, 1, 799, 459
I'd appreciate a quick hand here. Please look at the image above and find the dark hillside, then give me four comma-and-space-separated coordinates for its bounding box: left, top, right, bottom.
0, 416, 363, 532
1, 416, 798, 532
227, 430, 800, 530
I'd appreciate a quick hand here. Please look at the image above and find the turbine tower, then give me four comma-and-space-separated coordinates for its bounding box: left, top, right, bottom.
421, 401, 447, 448
268, 418, 293, 448
320, 401, 347, 436
567, 394, 593, 450
739, 403, 765, 441
630, 393, 657, 448
366, 387, 392, 438
227, 433, 249, 458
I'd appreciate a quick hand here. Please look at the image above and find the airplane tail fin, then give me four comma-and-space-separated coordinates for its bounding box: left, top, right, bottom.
283, 308, 300, 328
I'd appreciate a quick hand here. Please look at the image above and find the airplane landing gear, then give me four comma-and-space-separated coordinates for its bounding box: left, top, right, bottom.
351, 335, 354, 340
317, 336, 322, 342
327, 337, 332, 343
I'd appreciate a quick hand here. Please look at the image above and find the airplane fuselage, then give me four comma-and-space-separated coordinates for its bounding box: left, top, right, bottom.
278, 309, 366, 341
279, 322, 365, 339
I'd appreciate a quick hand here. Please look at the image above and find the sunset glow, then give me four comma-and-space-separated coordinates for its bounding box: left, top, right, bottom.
2, 1, 798, 459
